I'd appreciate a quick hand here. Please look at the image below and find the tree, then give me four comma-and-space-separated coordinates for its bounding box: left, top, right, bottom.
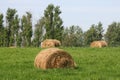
62, 25, 84, 47
32, 17, 45, 47
0, 13, 4, 46
96, 22, 104, 40
44, 4, 64, 41
105, 22, 120, 46
84, 25, 98, 45
84, 22, 104, 45
13, 15, 21, 47
3, 28, 8, 47
6, 8, 17, 46
21, 12, 32, 47
21, 15, 26, 47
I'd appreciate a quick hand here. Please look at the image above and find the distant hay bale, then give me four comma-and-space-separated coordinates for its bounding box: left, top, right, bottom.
41, 39, 61, 48
90, 41, 108, 48
34, 48, 76, 69
53, 39, 61, 47
9, 46, 16, 48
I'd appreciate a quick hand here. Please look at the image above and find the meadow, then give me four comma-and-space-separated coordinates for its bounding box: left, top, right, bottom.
0, 47, 120, 80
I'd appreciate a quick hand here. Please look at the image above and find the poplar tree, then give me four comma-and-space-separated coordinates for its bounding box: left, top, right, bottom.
13, 15, 21, 47
44, 4, 64, 41
33, 17, 45, 47
84, 22, 104, 45
105, 22, 120, 46
6, 8, 17, 46
21, 12, 32, 47
0, 13, 4, 46
62, 25, 83, 47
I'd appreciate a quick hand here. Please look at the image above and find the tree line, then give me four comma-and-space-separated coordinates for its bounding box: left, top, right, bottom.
0, 4, 120, 47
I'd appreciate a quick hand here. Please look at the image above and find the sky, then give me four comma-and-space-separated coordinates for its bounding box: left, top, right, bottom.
0, 0, 120, 31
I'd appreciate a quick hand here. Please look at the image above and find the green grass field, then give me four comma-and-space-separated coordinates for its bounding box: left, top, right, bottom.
0, 47, 120, 80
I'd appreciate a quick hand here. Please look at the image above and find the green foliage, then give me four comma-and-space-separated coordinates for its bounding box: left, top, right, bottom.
0, 14, 3, 28
44, 4, 64, 41
6, 8, 17, 46
62, 25, 84, 47
1, 7, 120, 47
84, 22, 104, 45
2, 28, 8, 47
13, 15, 21, 47
32, 17, 45, 47
16, 32, 22, 47
105, 22, 120, 46
0, 47, 120, 79
0, 13, 4, 46
21, 12, 32, 47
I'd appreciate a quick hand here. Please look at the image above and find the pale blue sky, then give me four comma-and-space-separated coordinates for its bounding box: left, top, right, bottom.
0, 0, 120, 31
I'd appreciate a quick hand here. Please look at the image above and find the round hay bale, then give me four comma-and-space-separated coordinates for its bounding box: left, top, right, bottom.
90, 41, 101, 48
9, 46, 16, 48
90, 41, 107, 48
41, 39, 61, 48
53, 39, 61, 47
34, 48, 76, 69
100, 41, 108, 47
